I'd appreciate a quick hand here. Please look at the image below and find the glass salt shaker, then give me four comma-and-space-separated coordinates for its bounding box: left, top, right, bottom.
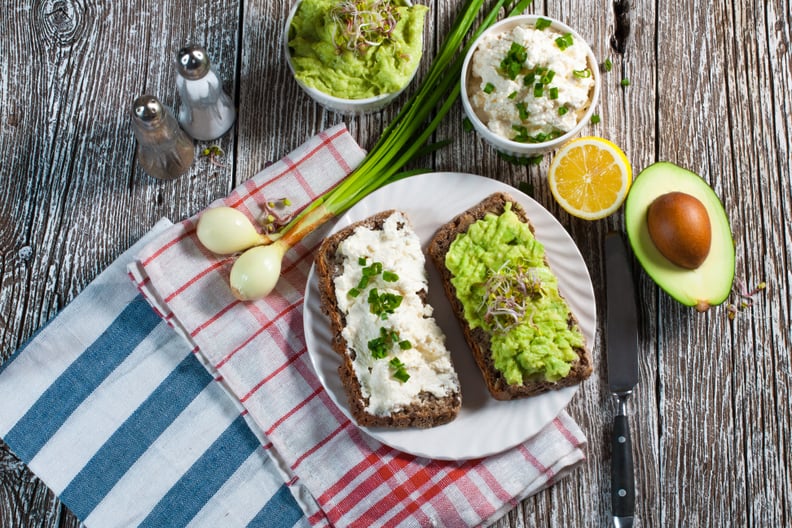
130, 95, 194, 180
175, 46, 236, 141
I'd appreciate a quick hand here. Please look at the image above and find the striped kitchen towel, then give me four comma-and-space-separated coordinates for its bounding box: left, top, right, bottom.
0, 219, 312, 527
128, 124, 589, 527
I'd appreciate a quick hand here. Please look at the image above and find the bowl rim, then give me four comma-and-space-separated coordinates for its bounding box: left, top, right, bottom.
282, 0, 418, 110
460, 14, 602, 154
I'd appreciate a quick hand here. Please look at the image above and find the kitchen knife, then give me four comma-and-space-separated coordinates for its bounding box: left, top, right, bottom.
605, 232, 639, 528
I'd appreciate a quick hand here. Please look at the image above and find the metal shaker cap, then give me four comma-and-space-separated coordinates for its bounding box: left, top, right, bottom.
176, 45, 211, 80
132, 95, 165, 126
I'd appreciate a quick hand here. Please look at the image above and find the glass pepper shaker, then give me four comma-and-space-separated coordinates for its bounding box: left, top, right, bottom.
175, 46, 236, 141
130, 95, 194, 180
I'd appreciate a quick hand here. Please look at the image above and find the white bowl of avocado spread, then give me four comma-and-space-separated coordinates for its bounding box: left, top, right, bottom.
461, 15, 600, 156
284, 0, 428, 114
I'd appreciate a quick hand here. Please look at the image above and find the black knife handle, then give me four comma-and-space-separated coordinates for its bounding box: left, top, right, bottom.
611, 413, 635, 516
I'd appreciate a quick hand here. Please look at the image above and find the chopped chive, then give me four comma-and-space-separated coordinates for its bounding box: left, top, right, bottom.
603, 57, 613, 72
590, 114, 601, 124
462, 117, 474, 132
349, 287, 360, 298
523, 72, 536, 85
519, 180, 535, 195
500, 42, 527, 80
483, 82, 495, 94
621, 77, 631, 86
533, 83, 544, 98
516, 101, 530, 120
535, 17, 552, 30
393, 368, 410, 382
558, 106, 569, 116
555, 33, 574, 50
508, 91, 518, 99
573, 69, 591, 78
398, 340, 412, 350
358, 256, 367, 265
382, 270, 399, 282
548, 86, 559, 99
540, 70, 555, 84
512, 125, 530, 142
498, 152, 540, 166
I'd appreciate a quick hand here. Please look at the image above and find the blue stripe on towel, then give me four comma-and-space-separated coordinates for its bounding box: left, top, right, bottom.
139, 415, 261, 527
247, 485, 305, 528
2, 295, 160, 460
60, 353, 213, 520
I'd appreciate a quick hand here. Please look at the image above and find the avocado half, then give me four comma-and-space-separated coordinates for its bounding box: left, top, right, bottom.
624, 162, 735, 312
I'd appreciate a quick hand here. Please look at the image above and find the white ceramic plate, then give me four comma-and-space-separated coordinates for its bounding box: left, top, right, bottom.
303, 172, 596, 460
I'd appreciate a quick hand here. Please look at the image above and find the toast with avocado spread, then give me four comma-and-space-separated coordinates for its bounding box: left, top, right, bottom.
315, 210, 462, 428
428, 193, 592, 400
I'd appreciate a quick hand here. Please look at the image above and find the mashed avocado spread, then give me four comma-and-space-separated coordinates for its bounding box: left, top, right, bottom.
446, 203, 584, 385
288, 0, 428, 99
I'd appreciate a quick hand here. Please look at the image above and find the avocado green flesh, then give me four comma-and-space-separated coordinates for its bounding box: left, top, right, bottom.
624, 162, 735, 311
289, 0, 428, 99
446, 204, 584, 385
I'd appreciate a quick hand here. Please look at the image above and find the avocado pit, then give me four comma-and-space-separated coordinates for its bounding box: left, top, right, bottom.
646, 191, 712, 270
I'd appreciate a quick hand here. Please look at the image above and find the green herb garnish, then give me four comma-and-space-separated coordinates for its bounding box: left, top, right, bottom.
389, 357, 411, 382
602, 57, 613, 72
462, 117, 474, 132
590, 114, 601, 124
500, 42, 528, 79
621, 77, 631, 86
368, 327, 401, 359
498, 152, 542, 167
558, 105, 569, 116
329, 0, 402, 56
484, 82, 495, 94
368, 288, 403, 319
573, 69, 591, 78
555, 33, 574, 50
382, 270, 399, 282
548, 86, 559, 99
479, 263, 545, 333
516, 101, 530, 120
535, 17, 552, 30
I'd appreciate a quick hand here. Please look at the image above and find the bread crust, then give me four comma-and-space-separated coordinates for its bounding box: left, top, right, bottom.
315, 211, 462, 428
427, 192, 592, 400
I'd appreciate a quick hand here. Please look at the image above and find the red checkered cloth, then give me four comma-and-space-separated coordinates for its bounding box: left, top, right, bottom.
128, 124, 588, 527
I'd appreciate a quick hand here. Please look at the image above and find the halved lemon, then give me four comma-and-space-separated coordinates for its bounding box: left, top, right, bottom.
547, 136, 632, 220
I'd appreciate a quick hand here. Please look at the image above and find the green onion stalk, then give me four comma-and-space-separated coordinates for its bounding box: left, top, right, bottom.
197, 0, 535, 301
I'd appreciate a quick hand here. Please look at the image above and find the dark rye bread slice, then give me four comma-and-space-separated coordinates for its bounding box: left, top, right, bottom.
427, 193, 593, 401
314, 210, 462, 428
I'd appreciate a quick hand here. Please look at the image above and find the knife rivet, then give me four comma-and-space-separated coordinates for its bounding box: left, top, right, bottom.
618, 489, 627, 497
618, 435, 626, 443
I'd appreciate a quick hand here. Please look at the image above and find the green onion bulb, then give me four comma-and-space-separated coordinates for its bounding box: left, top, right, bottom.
196, 207, 266, 255
229, 242, 288, 300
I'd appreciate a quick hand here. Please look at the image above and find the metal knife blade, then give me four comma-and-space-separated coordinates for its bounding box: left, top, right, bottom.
605, 232, 639, 528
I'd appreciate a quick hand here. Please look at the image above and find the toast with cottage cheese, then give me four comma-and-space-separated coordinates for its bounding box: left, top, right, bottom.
427, 193, 592, 400
315, 210, 462, 428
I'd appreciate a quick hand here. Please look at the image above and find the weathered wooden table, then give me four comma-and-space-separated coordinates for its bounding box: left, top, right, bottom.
2, 0, 790, 526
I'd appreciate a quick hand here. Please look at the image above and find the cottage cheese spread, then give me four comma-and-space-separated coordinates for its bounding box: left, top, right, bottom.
469, 22, 595, 142
334, 212, 459, 417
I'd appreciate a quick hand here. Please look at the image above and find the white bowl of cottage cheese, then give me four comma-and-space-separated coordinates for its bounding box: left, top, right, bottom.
461, 15, 600, 156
